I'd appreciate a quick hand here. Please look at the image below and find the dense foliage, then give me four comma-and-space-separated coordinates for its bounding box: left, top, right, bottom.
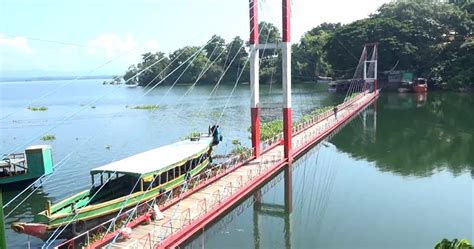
123, 0, 472, 89
325, 0, 473, 88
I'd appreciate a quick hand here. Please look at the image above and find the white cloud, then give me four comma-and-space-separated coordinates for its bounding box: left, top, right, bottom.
87, 33, 138, 59
144, 40, 160, 52
0, 34, 33, 54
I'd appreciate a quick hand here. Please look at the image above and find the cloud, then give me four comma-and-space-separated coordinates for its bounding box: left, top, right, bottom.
0, 34, 33, 54
87, 33, 160, 59
87, 33, 138, 59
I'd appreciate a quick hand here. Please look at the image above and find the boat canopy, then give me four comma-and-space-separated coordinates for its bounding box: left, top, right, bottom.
90, 136, 212, 177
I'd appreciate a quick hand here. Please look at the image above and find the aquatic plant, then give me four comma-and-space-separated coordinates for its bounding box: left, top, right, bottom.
183, 131, 201, 140
41, 134, 56, 141
256, 105, 336, 141
27, 106, 48, 111
231, 139, 252, 157
91, 105, 96, 109
260, 120, 284, 141
127, 105, 160, 110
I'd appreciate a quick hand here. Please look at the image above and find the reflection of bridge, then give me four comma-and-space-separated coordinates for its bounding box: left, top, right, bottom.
55, 1, 379, 248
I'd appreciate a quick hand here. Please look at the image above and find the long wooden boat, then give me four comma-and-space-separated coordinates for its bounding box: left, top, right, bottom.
12, 133, 219, 240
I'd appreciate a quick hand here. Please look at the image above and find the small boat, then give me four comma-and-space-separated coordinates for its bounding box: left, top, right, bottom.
397, 81, 412, 93
413, 78, 428, 93
12, 129, 222, 240
125, 83, 138, 88
0, 145, 53, 187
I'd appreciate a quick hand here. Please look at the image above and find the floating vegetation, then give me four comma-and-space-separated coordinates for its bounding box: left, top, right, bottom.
27, 106, 48, 111
231, 139, 252, 157
41, 134, 56, 141
256, 105, 336, 141
260, 120, 284, 141
91, 105, 96, 109
105, 145, 111, 150
127, 105, 160, 110
183, 131, 201, 140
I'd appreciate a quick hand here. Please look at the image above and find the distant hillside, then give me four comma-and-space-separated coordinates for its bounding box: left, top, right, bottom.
0, 75, 114, 82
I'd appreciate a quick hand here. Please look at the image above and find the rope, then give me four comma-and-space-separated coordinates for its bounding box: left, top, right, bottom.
42, 37, 220, 245
1, 36, 217, 158
107, 9, 269, 246
0, 46, 141, 121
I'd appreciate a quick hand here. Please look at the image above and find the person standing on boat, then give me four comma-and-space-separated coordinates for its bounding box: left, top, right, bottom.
209, 125, 223, 146
208, 125, 223, 163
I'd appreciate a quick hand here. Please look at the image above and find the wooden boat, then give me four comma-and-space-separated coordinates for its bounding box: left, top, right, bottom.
413, 78, 428, 93
12, 132, 220, 240
0, 145, 53, 187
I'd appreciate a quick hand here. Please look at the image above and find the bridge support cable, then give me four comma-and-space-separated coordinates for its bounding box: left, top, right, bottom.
0, 38, 206, 157
107, 23, 267, 248
0, 46, 141, 122
104, 5, 273, 247
43, 40, 222, 246
41, 38, 223, 246
113, 22, 274, 246
42, 169, 128, 248
5, 37, 219, 219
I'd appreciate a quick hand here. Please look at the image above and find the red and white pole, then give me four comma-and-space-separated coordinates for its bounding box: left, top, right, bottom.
374, 44, 378, 92
249, 0, 261, 157
282, 0, 292, 160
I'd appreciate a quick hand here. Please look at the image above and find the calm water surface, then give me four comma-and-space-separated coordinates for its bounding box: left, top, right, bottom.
0, 80, 472, 248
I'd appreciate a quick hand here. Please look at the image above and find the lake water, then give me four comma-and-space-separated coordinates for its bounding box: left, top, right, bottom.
0, 80, 472, 248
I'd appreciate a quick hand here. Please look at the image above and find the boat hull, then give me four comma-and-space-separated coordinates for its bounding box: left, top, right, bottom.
413, 84, 427, 93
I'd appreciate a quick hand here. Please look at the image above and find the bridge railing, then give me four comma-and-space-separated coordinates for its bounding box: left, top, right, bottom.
55, 91, 372, 249
127, 152, 282, 248
260, 92, 367, 154
54, 150, 256, 249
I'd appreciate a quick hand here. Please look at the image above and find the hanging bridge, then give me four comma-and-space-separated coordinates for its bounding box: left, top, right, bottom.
2, 0, 381, 248
49, 0, 379, 248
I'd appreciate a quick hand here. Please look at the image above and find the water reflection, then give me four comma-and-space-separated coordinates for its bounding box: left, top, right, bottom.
182, 167, 294, 249
3, 187, 52, 248
254, 202, 292, 249
331, 92, 474, 177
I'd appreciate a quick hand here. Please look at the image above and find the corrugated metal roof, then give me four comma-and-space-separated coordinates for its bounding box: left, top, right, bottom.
90, 136, 212, 176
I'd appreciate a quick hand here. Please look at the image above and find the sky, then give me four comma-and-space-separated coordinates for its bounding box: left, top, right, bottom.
0, 0, 391, 76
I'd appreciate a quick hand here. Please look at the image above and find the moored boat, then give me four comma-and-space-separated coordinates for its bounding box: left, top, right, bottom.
12, 129, 222, 240
413, 78, 428, 93
0, 145, 54, 187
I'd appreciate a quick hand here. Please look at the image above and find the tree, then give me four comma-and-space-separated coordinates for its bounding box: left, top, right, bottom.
292, 23, 339, 81
223, 36, 249, 83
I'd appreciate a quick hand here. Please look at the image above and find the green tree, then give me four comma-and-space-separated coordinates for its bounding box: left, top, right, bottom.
292, 23, 339, 81
134, 52, 170, 86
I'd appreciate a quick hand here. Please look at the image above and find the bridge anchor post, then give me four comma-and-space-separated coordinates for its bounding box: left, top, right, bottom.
249, 0, 261, 157
282, 0, 292, 161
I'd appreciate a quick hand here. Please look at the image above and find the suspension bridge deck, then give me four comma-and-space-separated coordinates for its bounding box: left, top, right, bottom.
56, 91, 378, 249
